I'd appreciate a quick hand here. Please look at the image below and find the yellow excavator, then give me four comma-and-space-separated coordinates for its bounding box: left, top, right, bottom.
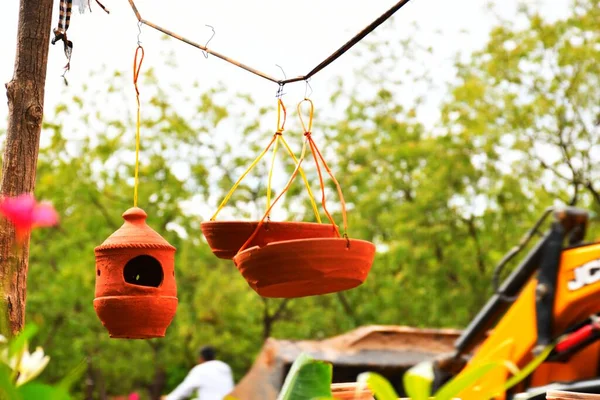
433, 206, 600, 399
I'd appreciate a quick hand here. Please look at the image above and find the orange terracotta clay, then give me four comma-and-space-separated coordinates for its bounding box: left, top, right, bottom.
547, 392, 600, 399
94, 207, 177, 339
201, 221, 339, 259
331, 383, 375, 400
233, 238, 376, 298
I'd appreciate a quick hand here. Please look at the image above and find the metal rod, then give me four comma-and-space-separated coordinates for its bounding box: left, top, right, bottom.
127, 0, 141, 21
127, 0, 413, 86
291, 0, 413, 83
140, 19, 280, 83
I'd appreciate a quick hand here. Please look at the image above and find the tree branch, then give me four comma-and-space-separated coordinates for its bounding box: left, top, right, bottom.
41, 314, 65, 348
270, 299, 291, 322
336, 292, 360, 325
88, 193, 118, 230
261, 298, 292, 340
585, 181, 600, 207
461, 216, 486, 275
569, 182, 580, 206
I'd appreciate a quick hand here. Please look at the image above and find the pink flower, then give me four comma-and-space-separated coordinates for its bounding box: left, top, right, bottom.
128, 393, 140, 400
0, 194, 59, 242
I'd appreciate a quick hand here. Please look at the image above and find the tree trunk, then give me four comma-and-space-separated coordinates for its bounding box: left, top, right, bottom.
0, 0, 54, 335
147, 367, 166, 400
85, 358, 95, 400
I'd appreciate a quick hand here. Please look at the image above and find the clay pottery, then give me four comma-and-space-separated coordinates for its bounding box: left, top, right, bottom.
94, 207, 177, 339
201, 220, 338, 259
547, 391, 600, 399
331, 383, 374, 399
233, 237, 376, 298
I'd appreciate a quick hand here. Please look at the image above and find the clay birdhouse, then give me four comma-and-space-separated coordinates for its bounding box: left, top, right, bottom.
94, 207, 177, 339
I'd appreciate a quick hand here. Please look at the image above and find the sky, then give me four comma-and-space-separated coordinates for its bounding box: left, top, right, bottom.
0, 0, 572, 221
0, 0, 571, 123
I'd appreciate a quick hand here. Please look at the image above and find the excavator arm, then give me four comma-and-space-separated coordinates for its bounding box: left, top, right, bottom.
437, 207, 600, 399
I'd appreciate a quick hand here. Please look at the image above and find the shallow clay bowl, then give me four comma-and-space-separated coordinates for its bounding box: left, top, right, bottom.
201, 221, 338, 260
94, 295, 178, 339
233, 237, 376, 298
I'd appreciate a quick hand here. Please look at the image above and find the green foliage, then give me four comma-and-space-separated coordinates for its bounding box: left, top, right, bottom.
403, 362, 434, 400
0, 322, 84, 400
358, 372, 398, 399
274, 342, 553, 399
352, 344, 554, 400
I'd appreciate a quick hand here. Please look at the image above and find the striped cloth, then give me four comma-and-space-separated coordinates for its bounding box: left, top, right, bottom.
51, 0, 73, 73
51, 0, 109, 76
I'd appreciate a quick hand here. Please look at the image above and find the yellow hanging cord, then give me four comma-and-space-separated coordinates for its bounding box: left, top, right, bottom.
210, 135, 278, 221
266, 99, 286, 213
212, 98, 320, 223
276, 98, 286, 134
133, 45, 144, 208
308, 131, 349, 238
299, 98, 348, 238
239, 135, 310, 254
290, 98, 323, 223
312, 141, 348, 235
279, 137, 321, 223
266, 137, 279, 212
297, 99, 314, 133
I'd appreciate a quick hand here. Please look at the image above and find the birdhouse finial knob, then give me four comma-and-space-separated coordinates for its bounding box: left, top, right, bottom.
122, 207, 148, 223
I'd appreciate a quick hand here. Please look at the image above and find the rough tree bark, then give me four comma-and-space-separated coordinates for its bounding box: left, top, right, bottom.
0, 0, 55, 335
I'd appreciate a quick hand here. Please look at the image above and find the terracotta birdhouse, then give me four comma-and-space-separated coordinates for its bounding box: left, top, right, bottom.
94, 207, 177, 339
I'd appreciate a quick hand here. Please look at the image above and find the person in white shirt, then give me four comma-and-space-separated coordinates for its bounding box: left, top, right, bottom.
164, 346, 235, 400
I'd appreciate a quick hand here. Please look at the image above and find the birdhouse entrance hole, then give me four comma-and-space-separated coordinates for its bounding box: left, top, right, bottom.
123, 255, 164, 287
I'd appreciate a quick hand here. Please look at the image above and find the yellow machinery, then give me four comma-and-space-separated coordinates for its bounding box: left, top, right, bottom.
434, 207, 600, 399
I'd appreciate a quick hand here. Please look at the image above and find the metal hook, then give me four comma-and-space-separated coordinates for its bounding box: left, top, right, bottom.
276, 83, 285, 99
275, 65, 287, 98
304, 79, 313, 99
275, 64, 287, 80
137, 21, 143, 46
202, 25, 216, 59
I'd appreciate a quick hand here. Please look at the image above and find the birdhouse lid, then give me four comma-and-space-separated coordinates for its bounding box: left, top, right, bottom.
95, 207, 176, 252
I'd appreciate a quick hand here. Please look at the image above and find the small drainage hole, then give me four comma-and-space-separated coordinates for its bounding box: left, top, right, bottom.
123, 255, 163, 287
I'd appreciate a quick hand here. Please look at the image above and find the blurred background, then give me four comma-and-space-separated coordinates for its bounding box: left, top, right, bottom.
0, 0, 598, 398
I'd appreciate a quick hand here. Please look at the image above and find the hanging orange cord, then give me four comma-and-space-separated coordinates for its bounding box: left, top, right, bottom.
132, 45, 144, 208
299, 99, 348, 239
238, 128, 311, 253
211, 99, 321, 222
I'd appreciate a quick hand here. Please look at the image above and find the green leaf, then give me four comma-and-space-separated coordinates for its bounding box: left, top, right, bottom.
18, 383, 70, 400
482, 344, 554, 398
9, 325, 38, 357
434, 361, 514, 400
403, 361, 434, 400
0, 363, 20, 400
57, 359, 87, 392
357, 372, 399, 400
277, 353, 332, 400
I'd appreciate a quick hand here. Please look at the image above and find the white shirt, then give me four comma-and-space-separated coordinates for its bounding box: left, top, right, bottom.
165, 360, 235, 400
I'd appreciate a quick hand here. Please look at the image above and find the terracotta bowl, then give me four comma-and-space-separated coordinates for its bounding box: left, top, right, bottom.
93, 295, 178, 339
201, 221, 339, 260
233, 237, 376, 298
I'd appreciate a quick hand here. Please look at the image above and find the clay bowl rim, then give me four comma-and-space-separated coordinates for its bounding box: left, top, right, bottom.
200, 220, 338, 228
233, 236, 376, 257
